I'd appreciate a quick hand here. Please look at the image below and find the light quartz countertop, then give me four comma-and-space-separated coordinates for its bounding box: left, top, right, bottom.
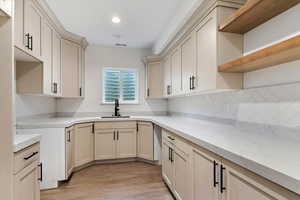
17, 116, 300, 195
14, 134, 41, 153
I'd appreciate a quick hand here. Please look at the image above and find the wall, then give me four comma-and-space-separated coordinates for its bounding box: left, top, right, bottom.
56, 45, 167, 116
168, 4, 300, 129
15, 95, 56, 119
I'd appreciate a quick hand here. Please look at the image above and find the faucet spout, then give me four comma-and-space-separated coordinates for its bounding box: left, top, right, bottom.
114, 99, 120, 117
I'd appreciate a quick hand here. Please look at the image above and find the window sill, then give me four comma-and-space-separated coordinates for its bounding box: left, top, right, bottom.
101, 102, 140, 105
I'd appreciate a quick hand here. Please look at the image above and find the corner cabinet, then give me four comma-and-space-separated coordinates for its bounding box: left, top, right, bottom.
61, 39, 85, 98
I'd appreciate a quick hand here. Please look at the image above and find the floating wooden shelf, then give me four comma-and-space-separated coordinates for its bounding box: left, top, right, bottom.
219, 0, 300, 34
218, 35, 300, 73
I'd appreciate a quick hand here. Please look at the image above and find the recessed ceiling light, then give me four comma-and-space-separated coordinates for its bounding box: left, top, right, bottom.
112, 16, 121, 24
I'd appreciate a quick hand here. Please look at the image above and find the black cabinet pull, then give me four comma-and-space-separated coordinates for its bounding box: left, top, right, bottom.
168, 147, 171, 161
67, 131, 71, 142
170, 148, 174, 162
136, 124, 139, 132
29, 35, 33, 51
213, 161, 219, 187
117, 130, 119, 140
189, 76, 192, 90
23, 151, 38, 160
38, 163, 43, 181
220, 164, 226, 193
167, 136, 175, 141
53, 82, 58, 94
79, 87, 82, 96
25, 33, 30, 49
113, 131, 116, 140
191, 76, 196, 90
147, 88, 150, 97
92, 124, 95, 133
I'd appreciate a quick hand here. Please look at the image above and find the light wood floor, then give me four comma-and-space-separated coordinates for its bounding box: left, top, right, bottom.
41, 162, 174, 200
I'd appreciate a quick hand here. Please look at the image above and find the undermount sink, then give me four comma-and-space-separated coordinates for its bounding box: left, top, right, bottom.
101, 116, 131, 119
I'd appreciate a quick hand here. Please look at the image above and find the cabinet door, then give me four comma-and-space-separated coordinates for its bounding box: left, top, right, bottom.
41, 20, 52, 95
65, 127, 74, 178
163, 56, 172, 96
195, 13, 217, 91
14, 161, 40, 200
193, 148, 220, 200
0, 0, 12, 16
61, 40, 80, 97
162, 141, 174, 189
171, 47, 182, 95
147, 62, 163, 98
221, 159, 297, 200
14, 0, 24, 49
94, 129, 116, 160
181, 33, 196, 93
137, 122, 154, 160
24, 0, 42, 58
74, 123, 94, 167
52, 31, 61, 96
116, 128, 137, 158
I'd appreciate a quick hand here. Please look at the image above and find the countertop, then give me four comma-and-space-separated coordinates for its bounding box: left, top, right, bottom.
17, 116, 300, 195
14, 134, 41, 153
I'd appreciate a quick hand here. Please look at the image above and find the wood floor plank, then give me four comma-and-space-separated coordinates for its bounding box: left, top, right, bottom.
41, 162, 174, 200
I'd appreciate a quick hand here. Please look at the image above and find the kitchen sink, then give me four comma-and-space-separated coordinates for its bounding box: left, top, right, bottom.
101, 116, 131, 119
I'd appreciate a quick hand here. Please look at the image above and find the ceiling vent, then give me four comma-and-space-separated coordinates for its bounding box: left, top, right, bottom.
115, 43, 127, 47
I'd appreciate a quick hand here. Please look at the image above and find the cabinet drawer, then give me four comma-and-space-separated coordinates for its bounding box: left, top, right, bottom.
162, 129, 176, 144
95, 121, 136, 130
14, 143, 40, 174
162, 129, 191, 155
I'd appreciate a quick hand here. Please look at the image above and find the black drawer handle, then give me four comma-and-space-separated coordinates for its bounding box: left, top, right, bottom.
23, 151, 38, 160
38, 163, 43, 181
213, 161, 219, 187
167, 136, 175, 141
220, 165, 226, 193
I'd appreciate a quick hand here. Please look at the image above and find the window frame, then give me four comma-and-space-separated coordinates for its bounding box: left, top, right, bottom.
102, 67, 139, 105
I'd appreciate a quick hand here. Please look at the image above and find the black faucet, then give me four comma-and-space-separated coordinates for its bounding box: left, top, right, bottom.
114, 99, 120, 117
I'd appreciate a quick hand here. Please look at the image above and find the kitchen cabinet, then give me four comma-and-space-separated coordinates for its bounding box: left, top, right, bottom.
145, 56, 164, 98
13, 143, 41, 200
0, 0, 11, 16
163, 55, 172, 97
61, 39, 82, 98
52, 30, 62, 96
171, 47, 182, 95
137, 122, 154, 160
194, 7, 243, 92
162, 130, 193, 200
15, 0, 42, 59
94, 122, 137, 160
65, 126, 75, 179
74, 123, 94, 167
181, 32, 196, 93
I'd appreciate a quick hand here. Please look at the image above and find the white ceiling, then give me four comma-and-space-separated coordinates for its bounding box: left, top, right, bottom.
45, 0, 201, 51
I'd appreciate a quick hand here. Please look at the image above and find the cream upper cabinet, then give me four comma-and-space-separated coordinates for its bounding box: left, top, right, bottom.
137, 122, 154, 160
94, 129, 116, 160
41, 19, 53, 95
116, 128, 137, 158
74, 123, 94, 167
163, 55, 172, 97
146, 58, 164, 99
65, 126, 75, 179
181, 33, 196, 93
61, 39, 81, 98
193, 148, 220, 200
24, 0, 42, 59
171, 47, 182, 95
52, 31, 62, 96
0, 0, 12, 16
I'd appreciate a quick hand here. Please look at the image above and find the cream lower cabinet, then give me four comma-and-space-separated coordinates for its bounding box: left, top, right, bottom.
14, 143, 41, 200
74, 123, 94, 167
193, 146, 300, 200
162, 130, 193, 200
65, 126, 75, 179
94, 122, 137, 160
137, 122, 154, 160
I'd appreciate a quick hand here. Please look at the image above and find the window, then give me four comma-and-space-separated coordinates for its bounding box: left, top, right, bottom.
103, 68, 138, 104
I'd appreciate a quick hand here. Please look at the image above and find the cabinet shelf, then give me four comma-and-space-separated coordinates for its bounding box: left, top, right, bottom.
219, 0, 300, 34
218, 35, 300, 73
